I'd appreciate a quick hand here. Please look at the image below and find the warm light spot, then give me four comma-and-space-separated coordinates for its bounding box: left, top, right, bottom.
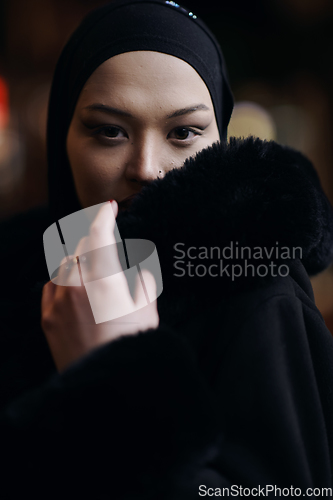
228, 102, 277, 142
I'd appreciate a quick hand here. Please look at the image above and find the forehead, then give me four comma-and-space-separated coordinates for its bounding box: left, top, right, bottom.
76, 51, 214, 111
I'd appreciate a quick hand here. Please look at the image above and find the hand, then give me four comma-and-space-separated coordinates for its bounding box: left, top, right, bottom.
41, 201, 159, 373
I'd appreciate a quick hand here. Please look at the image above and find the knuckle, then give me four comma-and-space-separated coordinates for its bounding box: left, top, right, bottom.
89, 222, 103, 236
42, 280, 51, 292
41, 311, 55, 331
49, 286, 85, 315
62, 285, 83, 302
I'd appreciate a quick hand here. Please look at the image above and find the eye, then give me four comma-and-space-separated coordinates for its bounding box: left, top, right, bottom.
169, 127, 202, 141
93, 126, 127, 139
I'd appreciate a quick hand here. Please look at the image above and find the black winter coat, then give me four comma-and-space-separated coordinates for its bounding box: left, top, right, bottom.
1, 137, 333, 499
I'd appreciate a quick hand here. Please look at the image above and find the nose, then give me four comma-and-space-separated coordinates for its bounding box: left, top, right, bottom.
124, 134, 165, 186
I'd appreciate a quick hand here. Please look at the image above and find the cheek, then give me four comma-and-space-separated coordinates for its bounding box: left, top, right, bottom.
67, 135, 123, 188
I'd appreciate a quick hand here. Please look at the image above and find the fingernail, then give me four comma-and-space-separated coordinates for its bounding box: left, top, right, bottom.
109, 199, 118, 210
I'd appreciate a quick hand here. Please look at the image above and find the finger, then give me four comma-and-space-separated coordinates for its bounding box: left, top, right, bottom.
131, 269, 159, 329
89, 201, 118, 250
41, 280, 56, 313
133, 268, 157, 308
84, 269, 135, 324
86, 201, 123, 281
71, 236, 100, 286
56, 251, 83, 288
110, 199, 118, 219
51, 253, 76, 286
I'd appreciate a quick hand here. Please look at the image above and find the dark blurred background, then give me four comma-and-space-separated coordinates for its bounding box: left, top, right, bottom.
0, 0, 333, 327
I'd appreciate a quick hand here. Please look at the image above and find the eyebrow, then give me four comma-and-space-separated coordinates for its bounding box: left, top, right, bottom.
82, 103, 210, 119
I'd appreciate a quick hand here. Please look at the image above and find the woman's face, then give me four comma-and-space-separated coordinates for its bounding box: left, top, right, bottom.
66, 51, 220, 210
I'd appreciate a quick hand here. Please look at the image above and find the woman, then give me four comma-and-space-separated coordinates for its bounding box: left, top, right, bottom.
1, 0, 333, 498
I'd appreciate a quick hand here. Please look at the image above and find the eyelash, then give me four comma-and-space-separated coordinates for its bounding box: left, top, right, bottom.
91, 125, 203, 143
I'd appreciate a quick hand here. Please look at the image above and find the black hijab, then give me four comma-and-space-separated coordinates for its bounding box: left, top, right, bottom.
46, 0, 234, 223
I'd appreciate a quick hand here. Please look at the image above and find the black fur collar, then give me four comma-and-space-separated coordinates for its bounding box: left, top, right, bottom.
116, 137, 333, 318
